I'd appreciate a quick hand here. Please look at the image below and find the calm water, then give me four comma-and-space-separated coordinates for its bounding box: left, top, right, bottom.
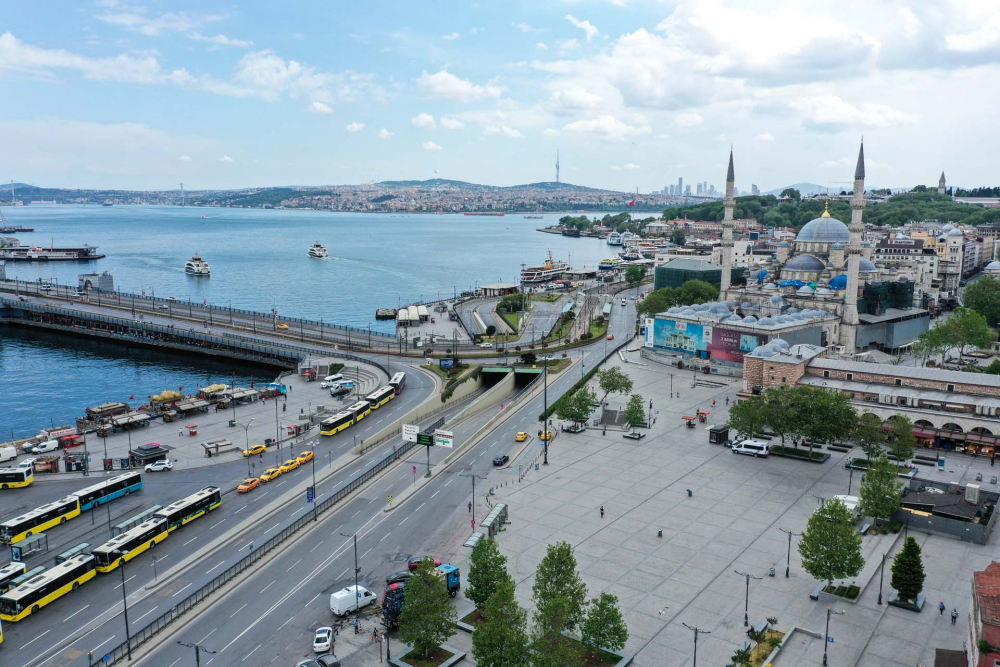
0, 206, 614, 438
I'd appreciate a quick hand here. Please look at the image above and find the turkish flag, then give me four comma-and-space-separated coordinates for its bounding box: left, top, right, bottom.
628, 200, 635, 207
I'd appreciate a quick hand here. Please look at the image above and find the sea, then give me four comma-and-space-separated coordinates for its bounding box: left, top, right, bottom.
0, 205, 616, 439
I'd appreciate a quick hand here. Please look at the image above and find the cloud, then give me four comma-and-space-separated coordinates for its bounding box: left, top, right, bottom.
672, 111, 704, 127
309, 101, 333, 114
411, 113, 436, 128
422, 141, 443, 151
378, 128, 394, 140
945, 14, 1000, 52
565, 15, 599, 42
517, 23, 543, 33
345, 121, 365, 132
543, 128, 561, 138
789, 94, 917, 130
562, 115, 651, 141
557, 39, 581, 53
219, 155, 233, 163
96, 10, 224, 37
0, 31, 164, 83
819, 157, 854, 169
416, 69, 504, 103
485, 125, 524, 138
441, 32, 460, 41
755, 132, 775, 141
440, 117, 464, 129
178, 155, 192, 162
611, 163, 641, 171
536, 42, 548, 50
190, 33, 254, 48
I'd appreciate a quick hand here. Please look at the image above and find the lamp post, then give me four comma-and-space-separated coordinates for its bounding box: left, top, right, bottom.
115, 549, 132, 661
848, 467, 853, 495
877, 552, 886, 605
310, 448, 318, 522
734, 570, 762, 627
823, 606, 844, 666
238, 418, 255, 477
681, 622, 710, 667
340, 532, 361, 633
176, 641, 216, 667
460, 471, 487, 523
778, 528, 799, 578
542, 362, 549, 465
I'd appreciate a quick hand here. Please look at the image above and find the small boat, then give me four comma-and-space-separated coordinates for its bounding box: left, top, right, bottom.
185, 253, 211, 276
308, 242, 329, 258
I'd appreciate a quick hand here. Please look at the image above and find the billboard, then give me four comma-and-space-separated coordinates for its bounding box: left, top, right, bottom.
651, 318, 762, 363
710, 327, 763, 363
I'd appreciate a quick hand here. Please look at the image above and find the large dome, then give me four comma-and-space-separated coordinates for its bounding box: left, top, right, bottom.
795, 216, 851, 244
784, 255, 826, 271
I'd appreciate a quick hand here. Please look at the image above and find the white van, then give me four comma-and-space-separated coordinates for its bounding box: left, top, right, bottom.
17, 457, 37, 469
621, 298, 627, 306
29, 440, 60, 454
732, 439, 770, 458
329, 585, 376, 617
824, 495, 862, 520
321, 374, 345, 388
0, 446, 16, 463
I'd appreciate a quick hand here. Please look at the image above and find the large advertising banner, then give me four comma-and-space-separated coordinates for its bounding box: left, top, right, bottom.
709, 327, 762, 363
653, 319, 707, 356
652, 319, 763, 363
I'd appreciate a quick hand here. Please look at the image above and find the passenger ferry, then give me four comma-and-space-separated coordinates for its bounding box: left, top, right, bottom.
184, 253, 211, 276
621, 231, 635, 245
599, 257, 623, 271
308, 242, 329, 258
520, 250, 570, 284
606, 231, 622, 246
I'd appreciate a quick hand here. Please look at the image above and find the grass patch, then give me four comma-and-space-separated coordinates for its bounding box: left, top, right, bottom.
544, 317, 574, 343
529, 292, 561, 302
748, 630, 785, 666
588, 320, 608, 338
327, 363, 345, 376
402, 646, 457, 667
770, 445, 827, 460
500, 311, 521, 332
849, 458, 912, 474
459, 608, 485, 627
823, 584, 860, 600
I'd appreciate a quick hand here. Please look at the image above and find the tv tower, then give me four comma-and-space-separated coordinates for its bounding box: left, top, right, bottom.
556, 150, 560, 184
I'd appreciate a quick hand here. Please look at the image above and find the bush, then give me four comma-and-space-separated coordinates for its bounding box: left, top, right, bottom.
846, 585, 860, 599
580, 332, 593, 340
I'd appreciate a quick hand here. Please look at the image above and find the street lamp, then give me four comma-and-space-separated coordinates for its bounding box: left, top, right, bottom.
542, 362, 549, 465
823, 606, 844, 666
778, 528, 799, 578
176, 641, 216, 666
681, 622, 710, 667
310, 447, 318, 522
114, 549, 132, 661
734, 570, 762, 627
238, 418, 255, 477
340, 532, 362, 633
459, 471, 487, 523
877, 552, 886, 605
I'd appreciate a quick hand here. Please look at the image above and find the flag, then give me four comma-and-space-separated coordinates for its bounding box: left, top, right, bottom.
628, 200, 635, 207
129, 395, 135, 400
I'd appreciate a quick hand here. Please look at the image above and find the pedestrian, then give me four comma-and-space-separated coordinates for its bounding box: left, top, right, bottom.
471, 518, 476, 530
712, 399, 716, 407
939, 601, 945, 616
468, 501, 472, 513
951, 609, 958, 625
726, 396, 730, 405
282, 403, 286, 412
600, 505, 604, 518
178, 428, 183, 437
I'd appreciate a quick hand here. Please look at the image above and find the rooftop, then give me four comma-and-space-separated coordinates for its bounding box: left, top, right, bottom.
974, 561, 1000, 626
856, 308, 929, 324
798, 375, 1000, 410
808, 357, 1000, 388
901, 488, 986, 521
657, 257, 723, 271
746, 343, 826, 363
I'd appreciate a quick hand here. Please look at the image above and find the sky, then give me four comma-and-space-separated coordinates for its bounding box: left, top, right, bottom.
1, 0, 999, 192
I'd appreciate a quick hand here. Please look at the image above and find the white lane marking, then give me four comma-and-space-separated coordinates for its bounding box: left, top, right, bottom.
114, 575, 136, 590
172, 582, 193, 598
133, 607, 157, 623
277, 616, 294, 631
199, 627, 217, 644
309, 541, 323, 553
285, 559, 302, 573
183, 537, 199, 546
253, 491, 269, 502
306, 593, 320, 607
168, 658, 183, 667
444, 478, 453, 486
276, 480, 286, 487
234, 506, 247, 514
206, 561, 226, 575
379, 532, 391, 542
431, 490, 440, 498
416, 503, 425, 512
209, 519, 226, 530
361, 547, 373, 558
19, 629, 51, 650
351, 510, 362, 518
260, 581, 275, 594
64, 604, 90, 621
266, 523, 280, 533
338, 568, 349, 578
90, 636, 114, 654
399, 517, 409, 526
230, 602, 249, 619
242, 644, 262, 662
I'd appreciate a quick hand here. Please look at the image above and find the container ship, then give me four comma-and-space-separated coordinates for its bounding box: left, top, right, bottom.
520, 250, 570, 283
0, 226, 33, 233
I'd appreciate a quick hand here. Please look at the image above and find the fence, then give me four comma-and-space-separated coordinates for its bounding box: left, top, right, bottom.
96, 437, 419, 665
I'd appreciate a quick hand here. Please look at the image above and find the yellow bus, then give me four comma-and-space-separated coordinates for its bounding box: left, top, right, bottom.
0, 563, 26, 595
0, 495, 81, 545
0, 467, 34, 489
0, 554, 96, 622
153, 486, 222, 532
365, 386, 395, 410
347, 400, 372, 423
92, 516, 169, 573
320, 401, 372, 436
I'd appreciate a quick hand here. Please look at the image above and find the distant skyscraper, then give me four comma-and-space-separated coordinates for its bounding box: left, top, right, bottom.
696, 183, 703, 195
685, 184, 691, 195
678, 177, 683, 196
556, 150, 560, 184
709, 185, 716, 195
751, 184, 759, 196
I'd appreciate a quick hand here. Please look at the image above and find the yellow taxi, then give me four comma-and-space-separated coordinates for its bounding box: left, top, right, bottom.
237, 477, 260, 493
260, 467, 282, 482
296, 450, 315, 465
606, 334, 615, 341
279, 459, 300, 473
515, 431, 529, 442
277, 323, 290, 330
243, 443, 267, 457
539, 430, 553, 442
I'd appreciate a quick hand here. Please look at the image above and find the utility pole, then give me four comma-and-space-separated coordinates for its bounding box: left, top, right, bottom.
823, 606, 844, 666
542, 363, 549, 465
341, 532, 361, 632
176, 641, 216, 666
681, 622, 710, 667
778, 528, 799, 578
734, 570, 762, 627
459, 471, 487, 523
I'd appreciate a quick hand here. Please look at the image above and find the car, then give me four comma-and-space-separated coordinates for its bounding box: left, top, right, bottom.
493, 454, 510, 466
630, 295, 635, 300
314, 656, 340, 667
167, 296, 178, 301
237, 477, 260, 493
17, 457, 37, 469
407, 556, 442, 571
260, 467, 282, 482
385, 570, 412, 586
539, 430, 553, 441
538, 355, 555, 361
329, 387, 350, 398
295, 661, 322, 667
606, 334, 615, 340
144, 459, 173, 472
155, 304, 169, 310
279, 459, 300, 473
479, 342, 494, 348
277, 323, 290, 330
313, 627, 334, 653
515, 431, 528, 442
296, 450, 315, 464
243, 443, 267, 457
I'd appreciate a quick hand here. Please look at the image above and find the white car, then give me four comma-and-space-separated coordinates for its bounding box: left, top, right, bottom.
17, 457, 37, 469
480, 342, 494, 349
145, 459, 173, 472
313, 627, 334, 653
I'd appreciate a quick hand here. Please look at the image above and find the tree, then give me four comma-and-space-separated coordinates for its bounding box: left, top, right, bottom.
962, 275, 1000, 327
853, 413, 887, 460
499, 293, 526, 313
796, 386, 857, 458
581, 592, 629, 652
472, 580, 531, 667
520, 352, 537, 365
731, 645, 753, 667
532, 597, 583, 667
780, 188, 801, 200
914, 326, 949, 366
398, 558, 456, 658
727, 396, 767, 440
532, 541, 587, 633
485, 324, 497, 336
890, 537, 926, 604
798, 498, 865, 587
623, 393, 646, 434
675, 279, 719, 305
638, 287, 675, 316
858, 456, 903, 523
670, 229, 686, 246
597, 367, 633, 409
556, 385, 597, 428
760, 386, 801, 446
984, 359, 1000, 375
624, 264, 646, 292
887, 415, 916, 462
466, 537, 512, 611
937, 307, 995, 358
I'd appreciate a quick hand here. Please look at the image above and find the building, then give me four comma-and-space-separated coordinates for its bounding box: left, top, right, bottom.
78, 271, 115, 292
653, 257, 742, 290
751, 184, 759, 196
938, 171, 947, 196
970, 562, 1000, 667
479, 282, 520, 297
711, 240, 758, 269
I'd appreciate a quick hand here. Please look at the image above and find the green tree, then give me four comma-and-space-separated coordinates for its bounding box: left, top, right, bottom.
398, 558, 457, 659
485, 324, 497, 336
556, 385, 597, 428
472, 580, 531, 667
670, 229, 686, 246
532, 597, 583, 667
520, 352, 537, 365
796, 386, 857, 458
962, 275, 1000, 327
910, 185, 929, 193
675, 279, 719, 305
466, 537, 512, 611
937, 307, 995, 359
597, 367, 633, 410
623, 393, 646, 434
760, 386, 801, 446
984, 359, 1000, 375
581, 592, 629, 652
731, 645, 753, 667
858, 456, 903, 523
727, 396, 767, 440
624, 265, 646, 292
532, 541, 588, 633
798, 498, 865, 587
890, 537, 926, 604
914, 326, 949, 366
499, 293, 526, 313
853, 413, 887, 460
637, 288, 675, 316
887, 415, 916, 462
780, 188, 801, 200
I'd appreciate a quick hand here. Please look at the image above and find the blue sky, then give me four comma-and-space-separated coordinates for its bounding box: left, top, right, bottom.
2, 0, 999, 191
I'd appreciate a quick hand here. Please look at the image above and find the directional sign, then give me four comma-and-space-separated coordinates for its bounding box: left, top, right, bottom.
417, 433, 434, 447
827, 637, 834, 643
435, 429, 454, 449
402, 424, 419, 443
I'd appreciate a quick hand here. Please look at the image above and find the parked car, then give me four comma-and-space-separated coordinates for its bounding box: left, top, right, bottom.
539, 430, 553, 441
606, 334, 615, 341
329, 387, 350, 398
144, 459, 173, 472
314, 656, 340, 667
243, 443, 267, 457
385, 571, 412, 586
407, 556, 442, 571
237, 477, 259, 493
29, 440, 60, 454
313, 627, 334, 652
493, 454, 510, 466
480, 342, 494, 349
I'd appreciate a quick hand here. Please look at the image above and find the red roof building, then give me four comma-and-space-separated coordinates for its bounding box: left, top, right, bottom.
970, 561, 1000, 666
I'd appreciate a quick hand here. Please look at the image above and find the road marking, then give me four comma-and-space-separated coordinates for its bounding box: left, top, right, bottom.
277, 616, 294, 631
260, 581, 275, 594
90, 636, 114, 654
183, 536, 199, 546
285, 559, 302, 573
351, 509, 362, 518
338, 567, 349, 578
172, 583, 193, 597
242, 644, 262, 662
206, 561, 226, 574
168, 658, 183, 667
266, 522, 280, 533
199, 628, 217, 644
431, 490, 440, 498
114, 575, 136, 590
19, 629, 51, 650
416, 503, 425, 512
444, 478, 452, 486
209, 519, 226, 530
361, 547, 373, 558
380, 532, 391, 542
230, 603, 249, 619
399, 517, 409, 526
133, 607, 157, 623
276, 480, 285, 487
306, 593, 320, 607
309, 541, 324, 553
64, 604, 90, 621
234, 506, 247, 514
253, 491, 269, 502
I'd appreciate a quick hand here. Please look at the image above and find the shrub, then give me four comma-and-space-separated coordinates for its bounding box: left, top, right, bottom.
846, 585, 860, 599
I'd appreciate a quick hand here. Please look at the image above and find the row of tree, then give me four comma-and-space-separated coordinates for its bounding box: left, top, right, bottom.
555, 367, 638, 429
636, 280, 720, 316
914, 307, 995, 365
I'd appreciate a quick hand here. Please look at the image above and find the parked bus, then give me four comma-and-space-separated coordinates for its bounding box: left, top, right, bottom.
153, 486, 222, 532
2, 567, 45, 594
92, 516, 168, 573
72, 472, 143, 511
0, 496, 81, 545
0, 563, 26, 595
365, 386, 395, 410
389, 372, 406, 395
0, 554, 97, 622
0, 467, 34, 490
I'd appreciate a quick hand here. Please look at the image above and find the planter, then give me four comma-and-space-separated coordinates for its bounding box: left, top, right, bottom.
455, 606, 480, 633
390, 644, 465, 667
887, 590, 926, 612
768, 446, 830, 464
623, 432, 645, 440
845, 458, 917, 479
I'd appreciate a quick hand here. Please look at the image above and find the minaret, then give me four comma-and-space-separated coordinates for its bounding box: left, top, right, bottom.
938, 171, 946, 195
841, 142, 865, 354
719, 148, 736, 296
556, 150, 560, 184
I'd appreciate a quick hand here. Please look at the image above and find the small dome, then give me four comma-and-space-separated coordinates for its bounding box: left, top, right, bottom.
817, 288, 833, 295
797, 285, 815, 293
725, 314, 742, 323
938, 236, 947, 242
741, 301, 753, 309
859, 258, 879, 274
942, 223, 954, 232
786, 307, 799, 314
773, 339, 790, 350
763, 283, 777, 291
758, 317, 775, 326
743, 315, 758, 324
784, 255, 826, 272
769, 294, 786, 305
898, 275, 909, 281
948, 228, 963, 237
986, 261, 1000, 270
752, 345, 775, 357
667, 307, 682, 314
795, 216, 851, 244
777, 241, 791, 248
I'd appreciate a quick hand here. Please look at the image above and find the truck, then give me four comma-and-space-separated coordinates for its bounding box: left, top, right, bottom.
436, 564, 461, 598
381, 564, 460, 629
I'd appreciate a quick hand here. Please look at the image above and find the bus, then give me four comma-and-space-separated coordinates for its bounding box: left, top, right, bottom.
320, 410, 355, 436
3, 567, 45, 594
0, 467, 34, 489
72, 472, 143, 511
0, 554, 97, 622
0, 496, 81, 545
348, 400, 372, 423
0, 563, 26, 595
366, 386, 395, 410
389, 372, 406, 395
92, 516, 169, 573
154, 486, 222, 532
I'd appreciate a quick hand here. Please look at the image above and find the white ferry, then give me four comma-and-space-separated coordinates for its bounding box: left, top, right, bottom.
308, 242, 329, 258
598, 257, 623, 271
607, 232, 622, 246
184, 253, 211, 276
520, 250, 570, 283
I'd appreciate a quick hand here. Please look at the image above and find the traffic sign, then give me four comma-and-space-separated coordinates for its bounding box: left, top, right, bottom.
434, 429, 454, 449
827, 637, 834, 643
306, 486, 314, 503
402, 424, 419, 443
412, 466, 417, 474
417, 433, 434, 446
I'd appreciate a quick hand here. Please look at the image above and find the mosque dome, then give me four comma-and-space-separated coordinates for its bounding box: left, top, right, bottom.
795, 203, 851, 244
859, 258, 879, 274
942, 224, 954, 232
777, 241, 791, 248
831, 243, 845, 250
763, 283, 777, 291
784, 255, 826, 271
758, 317, 775, 326
948, 228, 964, 237
752, 345, 775, 357
743, 315, 758, 324
986, 261, 1000, 270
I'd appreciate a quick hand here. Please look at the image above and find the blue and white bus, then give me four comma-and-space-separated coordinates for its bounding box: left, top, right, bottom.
72, 473, 143, 511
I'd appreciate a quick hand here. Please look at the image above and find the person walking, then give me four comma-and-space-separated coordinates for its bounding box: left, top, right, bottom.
178, 428, 183, 437
939, 601, 945, 616
600, 505, 604, 519
726, 396, 730, 405
991, 453, 995, 467
951, 609, 959, 625
468, 501, 472, 513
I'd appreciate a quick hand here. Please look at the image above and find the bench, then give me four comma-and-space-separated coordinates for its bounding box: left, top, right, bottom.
911, 459, 935, 467
859, 522, 872, 535
747, 619, 770, 638
914, 454, 938, 462
810, 583, 824, 600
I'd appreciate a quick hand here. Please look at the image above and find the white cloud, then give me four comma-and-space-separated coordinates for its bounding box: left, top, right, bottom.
517, 23, 543, 33
378, 128, 394, 140
819, 157, 853, 169
485, 125, 524, 138
178, 155, 192, 162
945, 14, 1000, 52
543, 128, 561, 138
441, 32, 460, 41
557, 39, 581, 52
610, 163, 641, 171
411, 113, 436, 128
755, 132, 775, 141
562, 115, 651, 141
0, 31, 164, 83
416, 69, 504, 103
536, 42, 548, 50
96, 10, 224, 37
309, 101, 333, 114
219, 154, 233, 163
190, 33, 254, 48
673, 112, 704, 127
565, 15, 600, 42
345, 121, 365, 132
440, 117, 465, 129
789, 94, 917, 130
422, 141, 443, 151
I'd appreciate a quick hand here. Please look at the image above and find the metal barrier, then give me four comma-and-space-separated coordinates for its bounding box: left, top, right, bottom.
112, 506, 162, 536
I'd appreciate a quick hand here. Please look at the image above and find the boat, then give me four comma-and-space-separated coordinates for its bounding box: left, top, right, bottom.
184, 253, 211, 276
561, 228, 581, 237
598, 257, 623, 271
619, 248, 642, 261
0, 237, 104, 261
308, 242, 329, 258
520, 251, 570, 283
607, 232, 622, 246
524, 215, 543, 219
102, 200, 114, 207
621, 231, 635, 245
464, 212, 505, 216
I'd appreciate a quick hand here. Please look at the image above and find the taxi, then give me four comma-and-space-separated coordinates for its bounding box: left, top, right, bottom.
243, 443, 267, 457
237, 477, 260, 493
515, 431, 529, 442
277, 323, 290, 330
279, 459, 300, 473
539, 430, 553, 442
260, 467, 282, 482
296, 450, 315, 465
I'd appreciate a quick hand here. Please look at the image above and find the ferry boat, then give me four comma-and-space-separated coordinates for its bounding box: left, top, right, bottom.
0, 237, 104, 261
598, 257, 623, 271
184, 253, 211, 276
619, 247, 643, 261
621, 231, 635, 245
520, 250, 570, 283
102, 200, 114, 207
464, 212, 505, 216
308, 242, 329, 258
607, 232, 622, 246
524, 215, 543, 219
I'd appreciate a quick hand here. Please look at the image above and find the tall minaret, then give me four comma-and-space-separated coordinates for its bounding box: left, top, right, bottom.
841, 142, 866, 354
938, 171, 946, 195
719, 147, 736, 296
556, 150, 560, 184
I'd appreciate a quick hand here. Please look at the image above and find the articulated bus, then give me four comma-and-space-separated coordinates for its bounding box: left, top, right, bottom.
3, 567, 45, 594
366, 386, 396, 410
320, 401, 373, 437
73, 472, 143, 511
0, 496, 81, 545
389, 372, 406, 395
0, 563, 26, 595
153, 486, 222, 532
0, 554, 96, 622
0, 467, 34, 490
92, 516, 169, 573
